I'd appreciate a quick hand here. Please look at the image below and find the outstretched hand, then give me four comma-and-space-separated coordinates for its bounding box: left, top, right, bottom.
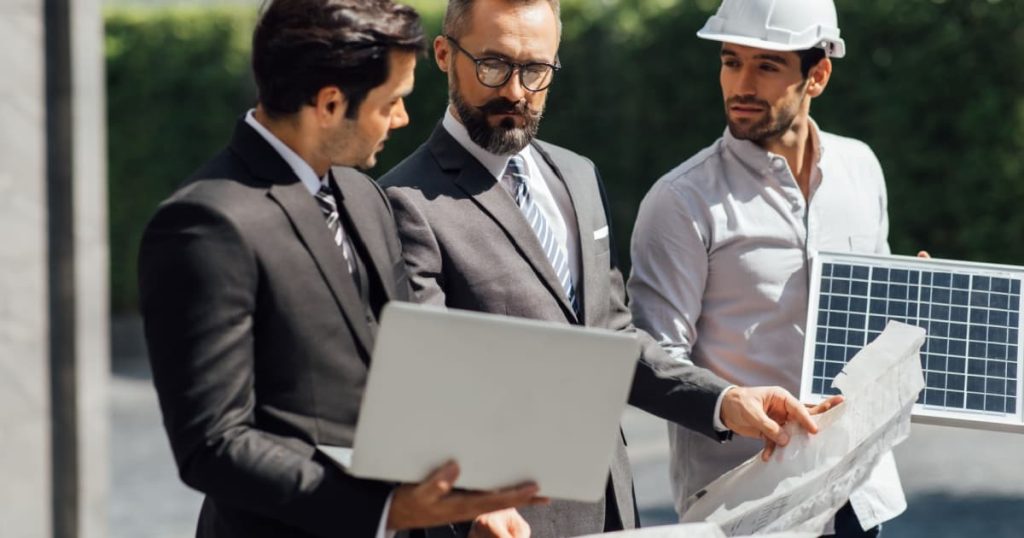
720, 386, 844, 461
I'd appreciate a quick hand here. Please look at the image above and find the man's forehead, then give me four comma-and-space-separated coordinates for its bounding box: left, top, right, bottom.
721, 43, 798, 63
464, 0, 558, 54
383, 50, 416, 94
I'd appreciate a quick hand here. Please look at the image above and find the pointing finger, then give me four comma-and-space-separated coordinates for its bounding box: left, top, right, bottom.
787, 395, 819, 434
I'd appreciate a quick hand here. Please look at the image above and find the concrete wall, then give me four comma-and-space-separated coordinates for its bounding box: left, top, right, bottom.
0, 0, 51, 535
0, 0, 108, 535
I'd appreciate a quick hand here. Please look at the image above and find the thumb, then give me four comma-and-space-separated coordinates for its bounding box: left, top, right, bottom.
419, 460, 460, 500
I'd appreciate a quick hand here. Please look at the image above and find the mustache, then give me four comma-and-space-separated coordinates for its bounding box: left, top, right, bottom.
477, 98, 539, 118
726, 96, 770, 108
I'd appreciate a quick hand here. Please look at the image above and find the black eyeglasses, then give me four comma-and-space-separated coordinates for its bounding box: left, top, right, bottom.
444, 35, 560, 92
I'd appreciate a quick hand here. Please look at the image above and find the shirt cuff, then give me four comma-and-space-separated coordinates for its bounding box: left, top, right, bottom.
713, 385, 738, 433
376, 491, 396, 538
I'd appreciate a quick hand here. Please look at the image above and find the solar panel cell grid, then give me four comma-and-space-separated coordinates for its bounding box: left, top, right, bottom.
812, 261, 1021, 416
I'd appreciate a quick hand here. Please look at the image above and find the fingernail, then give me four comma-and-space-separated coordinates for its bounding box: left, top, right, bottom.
777, 432, 790, 445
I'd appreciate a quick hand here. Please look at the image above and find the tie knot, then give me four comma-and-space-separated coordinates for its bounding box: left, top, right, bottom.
316, 181, 333, 199
505, 154, 527, 180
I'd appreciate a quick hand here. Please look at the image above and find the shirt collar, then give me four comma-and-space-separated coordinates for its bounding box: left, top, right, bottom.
722, 117, 826, 174
245, 109, 325, 195
442, 107, 535, 180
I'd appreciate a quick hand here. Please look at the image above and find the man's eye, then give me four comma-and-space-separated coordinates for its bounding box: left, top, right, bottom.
760, 64, 779, 72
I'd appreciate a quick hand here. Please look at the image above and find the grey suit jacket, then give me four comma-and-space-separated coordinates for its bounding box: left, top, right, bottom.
139, 119, 411, 537
380, 125, 731, 537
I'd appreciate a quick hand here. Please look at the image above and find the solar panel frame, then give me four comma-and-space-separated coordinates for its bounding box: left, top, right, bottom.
801, 251, 1024, 433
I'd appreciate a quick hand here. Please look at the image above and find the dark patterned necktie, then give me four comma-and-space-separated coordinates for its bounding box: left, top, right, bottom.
505, 155, 580, 315
314, 182, 355, 274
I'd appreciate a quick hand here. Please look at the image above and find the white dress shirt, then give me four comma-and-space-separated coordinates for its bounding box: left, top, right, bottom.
246, 109, 396, 538
628, 120, 905, 530
442, 108, 580, 288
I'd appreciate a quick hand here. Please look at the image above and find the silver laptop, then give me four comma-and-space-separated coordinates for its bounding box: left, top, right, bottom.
319, 301, 639, 502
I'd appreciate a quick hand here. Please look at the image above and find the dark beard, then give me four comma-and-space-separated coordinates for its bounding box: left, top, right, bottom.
725, 90, 803, 144
450, 72, 543, 155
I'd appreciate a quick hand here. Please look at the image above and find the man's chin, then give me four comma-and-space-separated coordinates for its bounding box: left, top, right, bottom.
727, 123, 749, 139
359, 156, 378, 170
342, 154, 378, 171
727, 122, 763, 142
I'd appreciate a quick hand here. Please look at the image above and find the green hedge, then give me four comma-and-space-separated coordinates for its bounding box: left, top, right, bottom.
107, 0, 1024, 312
107, 7, 257, 311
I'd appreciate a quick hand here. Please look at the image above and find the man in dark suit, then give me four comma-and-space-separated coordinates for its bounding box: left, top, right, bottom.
138, 1, 543, 536
380, 0, 834, 536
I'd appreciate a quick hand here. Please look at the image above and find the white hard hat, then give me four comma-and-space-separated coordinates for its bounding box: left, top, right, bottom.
697, 0, 846, 58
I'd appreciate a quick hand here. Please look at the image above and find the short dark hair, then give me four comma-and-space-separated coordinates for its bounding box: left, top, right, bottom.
443, 0, 562, 40
253, 0, 425, 119
797, 47, 827, 78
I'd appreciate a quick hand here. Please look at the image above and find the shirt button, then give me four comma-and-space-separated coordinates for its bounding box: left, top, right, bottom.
771, 157, 787, 171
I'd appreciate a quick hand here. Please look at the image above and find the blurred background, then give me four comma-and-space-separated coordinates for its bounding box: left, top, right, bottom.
6, 0, 1024, 536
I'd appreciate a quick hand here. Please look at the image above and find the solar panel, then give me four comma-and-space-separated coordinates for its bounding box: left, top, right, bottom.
801, 252, 1024, 433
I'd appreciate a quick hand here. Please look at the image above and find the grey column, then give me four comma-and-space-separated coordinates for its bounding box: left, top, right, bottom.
71, 0, 110, 537
0, 0, 108, 536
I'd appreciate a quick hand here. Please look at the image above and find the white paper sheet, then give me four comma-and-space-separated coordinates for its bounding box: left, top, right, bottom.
679, 322, 926, 536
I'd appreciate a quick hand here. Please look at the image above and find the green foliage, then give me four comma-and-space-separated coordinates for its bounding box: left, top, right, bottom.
107, 0, 1024, 312
106, 7, 256, 311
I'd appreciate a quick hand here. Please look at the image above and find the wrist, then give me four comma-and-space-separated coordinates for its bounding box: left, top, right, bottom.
714, 385, 739, 434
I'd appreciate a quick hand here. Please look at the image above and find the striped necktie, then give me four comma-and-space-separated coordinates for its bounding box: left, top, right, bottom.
505, 155, 580, 315
314, 181, 355, 274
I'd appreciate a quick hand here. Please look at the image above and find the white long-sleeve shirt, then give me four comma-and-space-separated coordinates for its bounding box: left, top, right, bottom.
627, 120, 905, 530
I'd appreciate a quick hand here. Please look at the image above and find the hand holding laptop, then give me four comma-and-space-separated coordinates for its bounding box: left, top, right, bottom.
388, 461, 547, 532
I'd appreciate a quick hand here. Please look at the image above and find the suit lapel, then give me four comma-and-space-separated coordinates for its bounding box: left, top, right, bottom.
332, 167, 396, 301
268, 182, 375, 354
532, 141, 596, 325
230, 119, 374, 355
428, 127, 578, 322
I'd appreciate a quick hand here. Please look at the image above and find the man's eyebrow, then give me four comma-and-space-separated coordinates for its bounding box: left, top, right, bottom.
479, 47, 552, 64
720, 49, 789, 65
754, 53, 789, 65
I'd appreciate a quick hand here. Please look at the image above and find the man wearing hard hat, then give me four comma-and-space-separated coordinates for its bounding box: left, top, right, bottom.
627, 0, 902, 536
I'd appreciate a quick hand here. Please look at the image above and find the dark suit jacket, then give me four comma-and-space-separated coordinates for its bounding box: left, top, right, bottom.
138, 119, 411, 537
379, 125, 731, 537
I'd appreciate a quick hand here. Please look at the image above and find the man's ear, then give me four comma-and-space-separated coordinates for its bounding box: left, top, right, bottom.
434, 35, 451, 73
314, 86, 349, 124
806, 57, 832, 98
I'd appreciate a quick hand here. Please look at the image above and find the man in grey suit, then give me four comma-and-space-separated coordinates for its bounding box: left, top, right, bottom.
138, 1, 543, 536
380, 0, 830, 536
